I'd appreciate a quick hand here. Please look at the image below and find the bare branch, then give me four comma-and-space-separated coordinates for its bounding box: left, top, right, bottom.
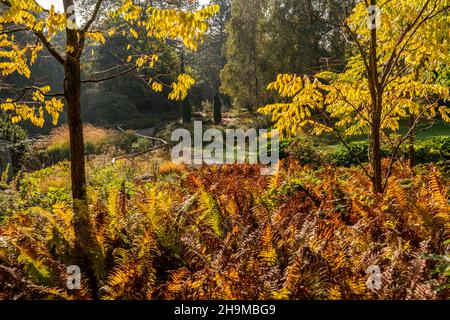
80, 66, 138, 83
33, 30, 66, 65
82, 0, 104, 33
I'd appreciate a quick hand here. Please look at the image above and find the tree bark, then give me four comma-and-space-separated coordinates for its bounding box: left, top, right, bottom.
63, 0, 101, 298
370, 97, 383, 194
408, 112, 415, 169
65, 42, 86, 205
368, 0, 383, 194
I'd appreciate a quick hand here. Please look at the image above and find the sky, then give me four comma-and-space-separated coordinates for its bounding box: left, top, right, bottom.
37, 0, 210, 12
36, 0, 64, 12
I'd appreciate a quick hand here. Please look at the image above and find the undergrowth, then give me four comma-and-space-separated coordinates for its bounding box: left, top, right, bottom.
0, 159, 448, 300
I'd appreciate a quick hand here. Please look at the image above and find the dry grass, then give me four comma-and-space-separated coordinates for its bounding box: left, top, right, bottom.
38, 176, 67, 194
158, 161, 187, 175
43, 124, 115, 152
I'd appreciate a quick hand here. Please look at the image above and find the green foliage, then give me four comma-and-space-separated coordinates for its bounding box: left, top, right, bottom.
331, 137, 450, 167
414, 136, 450, 165
423, 254, 450, 294
1, 0, 450, 302
189, 0, 231, 99
220, 0, 269, 111
0, 113, 29, 173
221, 0, 350, 111
281, 136, 450, 169
35, 128, 141, 167
278, 139, 294, 160
283, 137, 329, 167
109, 131, 140, 154
131, 138, 152, 154
332, 142, 371, 167
81, 92, 142, 125
18, 162, 72, 208
0, 187, 19, 223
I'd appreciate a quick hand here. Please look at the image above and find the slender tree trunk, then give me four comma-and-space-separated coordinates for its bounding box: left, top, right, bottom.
371, 97, 383, 194
63, 0, 101, 298
213, 92, 222, 125
251, 0, 259, 112
65, 45, 86, 206
253, 45, 259, 112
408, 112, 415, 169
368, 0, 383, 194
179, 50, 191, 123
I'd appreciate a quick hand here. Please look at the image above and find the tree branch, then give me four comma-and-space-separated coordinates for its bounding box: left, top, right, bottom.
82, 0, 104, 33
79, 66, 138, 83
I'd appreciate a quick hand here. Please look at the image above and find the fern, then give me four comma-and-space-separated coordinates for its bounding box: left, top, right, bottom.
197, 191, 222, 237
1, 161, 449, 300
15, 245, 53, 286
259, 223, 278, 267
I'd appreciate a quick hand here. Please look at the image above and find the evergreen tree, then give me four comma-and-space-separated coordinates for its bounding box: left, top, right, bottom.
220, 0, 352, 112
220, 0, 267, 112
213, 92, 222, 125
189, 0, 231, 100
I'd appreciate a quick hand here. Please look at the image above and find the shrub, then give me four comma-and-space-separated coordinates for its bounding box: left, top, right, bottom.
414, 136, 450, 164
332, 141, 391, 167
279, 139, 294, 160
132, 138, 152, 153
40, 124, 115, 163
109, 130, 140, 154
0, 189, 19, 222
0, 113, 30, 173
286, 137, 329, 167
332, 136, 450, 168
18, 162, 72, 207
332, 141, 369, 166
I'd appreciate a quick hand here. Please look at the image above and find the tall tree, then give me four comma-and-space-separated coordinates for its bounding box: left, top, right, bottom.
221, 0, 352, 112
260, 0, 449, 193
220, 0, 267, 112
264, 0, 352, 75
0, 0, 219, 295
189, 0, 230, 99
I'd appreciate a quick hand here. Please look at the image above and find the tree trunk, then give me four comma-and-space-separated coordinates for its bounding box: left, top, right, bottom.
252, 44, 259, 113
181, 98, 192, 124
65, 47, 86, 207
408, 112, 415, 169
63, 0, 101, 298
179, 49, 191, 124
368, 0, 383, 194
370, 100, 383, 194
213, 92, 222, 125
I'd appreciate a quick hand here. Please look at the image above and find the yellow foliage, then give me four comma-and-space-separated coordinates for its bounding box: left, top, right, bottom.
168, 74, 196, 101
259, 0, 450, 139
0, 0, 219, 128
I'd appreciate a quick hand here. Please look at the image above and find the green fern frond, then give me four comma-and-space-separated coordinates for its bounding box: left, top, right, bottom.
198, 191, 222, 237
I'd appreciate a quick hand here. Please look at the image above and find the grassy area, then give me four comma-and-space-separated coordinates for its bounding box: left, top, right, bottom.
28, 124, 150, 169
410, 120, 450, 141
319, 120, 449, 152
